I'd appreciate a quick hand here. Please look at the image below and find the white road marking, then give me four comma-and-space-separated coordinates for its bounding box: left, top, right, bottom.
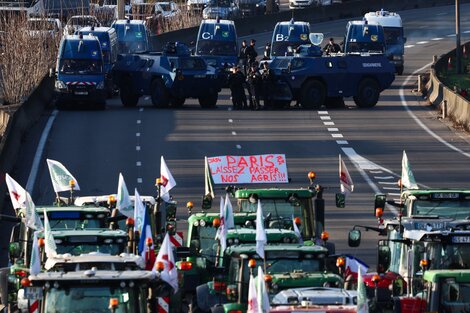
400, 63, 470, 159
374, 176, 394, 179
136, 146, 141, 151
328, 128, 339, 132
318, 111, 329, 114
336, 140, 348, 145
431, 38, 443, 41
379, 181, 399, 185
232, 131, 237, 135
236, 144, 242, 149
464, 30, 470, 34
447, 34, 456, 37
417, 41, 429, 45
383, 187, 401, 190
320, 116, 331, 120
136, 161, 142, 166
369, 170, 383, 174
324, 121, 335, 126
139, 108, 144, 112
137, 178, 143, 183
405, 45, 415, 48
136, 133, 140, 137
137, 120, 141, 124
436, 12, 447, 16
228, 107, 233, 111
228, 119, 233, 123
332, 134, 343, 138
26, 110, 58, 193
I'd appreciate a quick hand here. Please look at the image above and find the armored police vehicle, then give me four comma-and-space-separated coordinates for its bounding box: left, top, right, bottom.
113, 42, 221, 108
365, 10, 405, 75
270, 19, 311, 58
53, 33, 107, 109
195, 19, 238, 84
77, 26, 118, 95
112, 19, 150, 53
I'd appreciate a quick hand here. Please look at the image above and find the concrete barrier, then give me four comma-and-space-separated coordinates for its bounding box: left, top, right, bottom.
426, 44, 470, 131
0, 76, 54, 214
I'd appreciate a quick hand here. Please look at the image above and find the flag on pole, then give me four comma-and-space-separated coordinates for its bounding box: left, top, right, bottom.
134, 189, 146, 235
224, 193, 235, 230
256, 200, 267, 259
43, 209, 57, 258
154, 233, 178, 292
257, 267, 270, 313
46, 159, 80, 193
160, 156, 176, 202
5, 174, 27, 210
138, 211, 155, 270
247, 274, 259, 313
205, 156, 215, 199
339, 154, 354, 194
292, 215, 303, 244
116, 173, 133, 218
215, 196, 227, 251
24, 192, 43, 231
401, 151, 418, 189
357, 266, 369, 313
345, 255, 369, 278
30, 231, 41, 276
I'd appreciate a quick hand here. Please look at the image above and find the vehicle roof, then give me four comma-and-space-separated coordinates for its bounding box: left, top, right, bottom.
227, 228, 299, 241
384, 217, 470, 231
270, 305, 356, 313
273, 287, 357, 306
79, 26, 115, 33
276, 20, 309, 27
28, 18, 60, 22
225, 244, 328, 256
348, 20, 381, 26
113, 19, 146, 25
30, 269, 156, 282
47, 228, 128, 237
401, 189, 470, 197
188, 212, 256, 223
62, 34, 101, 42
364, 10, 402, 27
44, 253, 144, 270
403, 229, 470, 241
235, 188, 314, 199
202, 18, 235, 26
423, 269, 470, 283
36, 205, 110, 213
75, 195, 155, 206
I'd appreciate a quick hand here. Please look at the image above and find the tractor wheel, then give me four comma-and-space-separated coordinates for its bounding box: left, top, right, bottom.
300, 79, 326, 109
120, 83, 139, 107
353, 78, 380, 108
198, 93, 218, 108
151, 79, 170, 108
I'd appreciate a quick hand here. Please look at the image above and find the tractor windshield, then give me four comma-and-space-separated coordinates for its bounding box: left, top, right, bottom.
439, 280, 470, 312
411, 199, 470, 219
189, 225, 218, 264
421, 242, 470, 270
238, 199, 304, 228
44, 285, 140, 313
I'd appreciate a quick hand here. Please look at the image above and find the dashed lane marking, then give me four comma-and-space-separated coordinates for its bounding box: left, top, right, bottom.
318, 111, 328, 114
232, 131, 237, 135
236, 144, 242, 149
324, 121, 335, 126
327, 128, 339, 132
431, 38, 444, 41
320, 116, 331, 120
405, 45, 415, 48
416, 41, 429, 44
137, 120, 141, 124
336, 140, 348, 145
379, 181, 399, 185
383, 187, 401, 190
374, 176, 394, 179
228, 119, 233, 123
137, 178, 143, 184
136, 161, 142, 166
136, 133, 140, 137
136, 146, 141, 151
331, 134, 343, 138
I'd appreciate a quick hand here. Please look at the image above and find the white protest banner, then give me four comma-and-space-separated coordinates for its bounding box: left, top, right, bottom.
207, 154, 288, 184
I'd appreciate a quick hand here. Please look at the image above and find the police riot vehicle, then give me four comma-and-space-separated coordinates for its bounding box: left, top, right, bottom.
268, 32, 395, 108
53, 33, 107, 109
270, 19, 311, 58
364, 9, 405, 75
195, 18, 238, 84
112, 42, 221, 108
112, 19, 150, 54
342, 20, 386, 55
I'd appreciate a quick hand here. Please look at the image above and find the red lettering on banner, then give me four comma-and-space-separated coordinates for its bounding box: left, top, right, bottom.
238, 157, 248, 167
265, 155, 274, 167
221, 175, 239, 183
227, 156, 236, 167
208, 157, 221, 163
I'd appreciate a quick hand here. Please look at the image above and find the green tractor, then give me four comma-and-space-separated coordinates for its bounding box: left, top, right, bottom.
193, 244, 343, 313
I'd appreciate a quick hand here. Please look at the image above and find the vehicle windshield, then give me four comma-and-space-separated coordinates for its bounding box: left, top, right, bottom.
27, 20, 58, 31
190, 225, 218, 264
346, 41, 384, 53
383, 27, 403, 45
208, 0, 231, 7
44, 211, 106, 229
59, 59, 103, 74
67, 17, 98, 27
271, 41, 304, 56
115, 25, 147, 53
439, 280, 470, 312
55, 242, 126, 256
238, 199, 304, 227
422, 242, 470, 270
44, 286, 139, 313
412, 199, 470, 219
170, 57, 207, 70
196, 40, 237, 56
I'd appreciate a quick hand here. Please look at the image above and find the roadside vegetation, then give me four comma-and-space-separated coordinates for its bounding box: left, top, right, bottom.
437, 44, 470, 98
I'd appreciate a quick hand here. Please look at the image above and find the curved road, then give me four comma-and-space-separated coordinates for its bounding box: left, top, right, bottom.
4, 4, 470, 268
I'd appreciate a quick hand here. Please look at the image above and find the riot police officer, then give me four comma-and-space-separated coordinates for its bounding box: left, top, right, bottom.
261, 62, 275, 108
228, 65, 247, 110
246, 62, 262, 110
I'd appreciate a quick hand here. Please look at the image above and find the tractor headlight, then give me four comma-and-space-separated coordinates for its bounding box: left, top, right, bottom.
199, 220, 206, 227
55, 80, 67, 90
234, 238, 240, 245
227, 238, 234, 245
193, 221, 199, 227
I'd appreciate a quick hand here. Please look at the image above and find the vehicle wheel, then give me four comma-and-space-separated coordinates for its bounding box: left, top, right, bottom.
353, 78, 380, 108
120, 84, 139, 107
396, 66, 404, 75
300, 79, 326, 109
198, 93, 218, 108
171, 97, 185, 108
151, 79, 170, 108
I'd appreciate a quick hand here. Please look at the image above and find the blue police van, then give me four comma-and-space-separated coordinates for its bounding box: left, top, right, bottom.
195, 19, 238, 67
270, 19, 311, 58
54, 33, 106, 109
343, 20, 386, 54
111, 19, 149, 54
77, 26, 118, 95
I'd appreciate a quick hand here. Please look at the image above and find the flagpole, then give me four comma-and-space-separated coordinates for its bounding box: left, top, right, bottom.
55, 192, 60, 207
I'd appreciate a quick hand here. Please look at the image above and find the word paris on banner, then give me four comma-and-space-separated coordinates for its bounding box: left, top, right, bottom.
207, 154, 289, 184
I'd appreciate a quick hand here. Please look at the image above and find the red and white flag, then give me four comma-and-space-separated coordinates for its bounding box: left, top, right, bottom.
339, 154, 354, 195
5, 173, 27, 210
160, 156, 176, 202
154, 233, 178, 293
247, 274, 259, 313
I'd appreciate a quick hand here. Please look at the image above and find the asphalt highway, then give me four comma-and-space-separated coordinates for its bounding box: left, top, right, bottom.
3, 4, 470, 270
